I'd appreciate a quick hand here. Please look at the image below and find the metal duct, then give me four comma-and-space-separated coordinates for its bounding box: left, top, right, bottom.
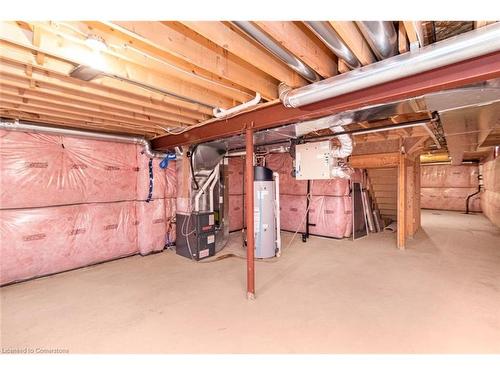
0, 119, 167, 159
280, 23, 500, 108
232, 21, 322, 83
304, 21, 361, 69
356, 21, 397, 60
330, 125, 353, 158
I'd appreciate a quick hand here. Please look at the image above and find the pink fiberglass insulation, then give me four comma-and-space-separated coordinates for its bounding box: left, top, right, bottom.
421, 164, 479, 188
265, 153, 307, 195
165, 197, 177, 244
309, 196, 352, 238
136, 145, 165, 200
0, 130, 138, 209
481, 157, 500, 227
228, 195, 244, 232
481, 190, 500, 228
421, 187, 481, 212
136, 199, 166, 255
228, 157, 244, 195
482, 158, 500, 192
164, 160, 177, 198
279, 194, 307, 233
0, 201, 138, 285
311, 178, 350, 196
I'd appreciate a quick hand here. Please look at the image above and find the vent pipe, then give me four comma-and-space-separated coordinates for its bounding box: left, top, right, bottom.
356, 21, 398, 60
0, 119, 167, 159
280, 23, 500, 108
304, 21, 361, 69
232, 21, 322, 83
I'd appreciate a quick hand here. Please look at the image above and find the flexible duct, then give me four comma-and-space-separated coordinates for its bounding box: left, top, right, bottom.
280, 23, 500, 108
330, 125, 353, 158
232, 21, 322, 83
304, 21, 361, 69
356, 21, 397, 60
330, 125, 353, 179
0, 119, 167, 158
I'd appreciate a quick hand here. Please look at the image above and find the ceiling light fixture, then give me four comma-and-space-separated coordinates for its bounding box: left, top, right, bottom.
84, 35, 107, 51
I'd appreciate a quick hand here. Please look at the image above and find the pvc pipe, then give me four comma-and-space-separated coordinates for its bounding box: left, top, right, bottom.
213, 93, 262, 119
0, 119, 167, 159
208, 164, 220, 212
194, 164, 219, 212
273, 172, 282, 256
280, 23, 500, 108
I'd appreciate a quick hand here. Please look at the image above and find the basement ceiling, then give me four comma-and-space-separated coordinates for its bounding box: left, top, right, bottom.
1, 20, 499, 162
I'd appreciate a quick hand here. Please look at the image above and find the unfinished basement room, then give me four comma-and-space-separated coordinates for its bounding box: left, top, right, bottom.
1, 5, 500, 366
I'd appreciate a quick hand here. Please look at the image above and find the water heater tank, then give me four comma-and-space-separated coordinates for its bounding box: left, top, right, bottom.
254, 166, 278, 258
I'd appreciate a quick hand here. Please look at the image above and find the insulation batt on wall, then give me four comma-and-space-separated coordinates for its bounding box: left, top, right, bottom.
420, 164, 481, 212
481, 157, 500, 227
0, 130, 177, 285
227, 153, 353, 239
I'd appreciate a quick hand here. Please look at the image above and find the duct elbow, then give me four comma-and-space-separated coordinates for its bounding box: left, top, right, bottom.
330, 125, 353, 158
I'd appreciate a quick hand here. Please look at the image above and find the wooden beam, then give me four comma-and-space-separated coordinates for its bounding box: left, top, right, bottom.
0, 91, 172, 132
2, 22, 238, 109
474, 21, 495, 29
179, 21, 306, 88
338, 59, 350, 74
349, 152, 400, 169
0, 109, 157, 137
152, 50, 500, 149
0, 39, 212, 117
254, 21, 338, 78
0, 81, 197, 126
0, 101, 163, 135
113, 21, 279, 100
329, 21, 376, 66
0, 61, 201, 126
398, 22, 409, 54
403, 21, 424, 47
405, 136, 430, 155
397, 151, 406, 249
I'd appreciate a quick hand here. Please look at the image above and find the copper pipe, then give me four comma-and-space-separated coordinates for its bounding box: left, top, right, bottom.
245, 126, 255, 299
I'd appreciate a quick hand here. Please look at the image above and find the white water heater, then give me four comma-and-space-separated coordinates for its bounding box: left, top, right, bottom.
253, 166, 281, 258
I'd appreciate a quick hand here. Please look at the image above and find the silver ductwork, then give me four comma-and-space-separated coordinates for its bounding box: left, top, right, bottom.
330, 125, 353, 158
0, 119, 167, 158
280, 23, 500, 108
304, 21, 361, 69
232, 21, 322, 83
356, 21, 398, 60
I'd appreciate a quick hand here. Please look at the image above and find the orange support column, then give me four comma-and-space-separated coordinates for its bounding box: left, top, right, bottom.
245, 127, 255, 299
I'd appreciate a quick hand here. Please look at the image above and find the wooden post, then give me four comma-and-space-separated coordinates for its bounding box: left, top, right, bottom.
245, 126, 255, 299
397, 151, 406, 249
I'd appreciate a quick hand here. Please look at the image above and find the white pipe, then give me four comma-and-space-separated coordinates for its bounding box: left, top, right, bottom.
194, 165, 219, 212
280, 23, 500, 108
273, 172, 282, 257
0, 119, 167, 159
213, 93, 262, 119
208, 164, 220, 212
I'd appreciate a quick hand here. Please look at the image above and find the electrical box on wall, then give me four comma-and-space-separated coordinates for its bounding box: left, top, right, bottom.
294, 141, 332, 180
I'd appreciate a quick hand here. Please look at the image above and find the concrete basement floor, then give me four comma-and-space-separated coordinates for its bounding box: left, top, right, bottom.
1, 210, 500, 354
